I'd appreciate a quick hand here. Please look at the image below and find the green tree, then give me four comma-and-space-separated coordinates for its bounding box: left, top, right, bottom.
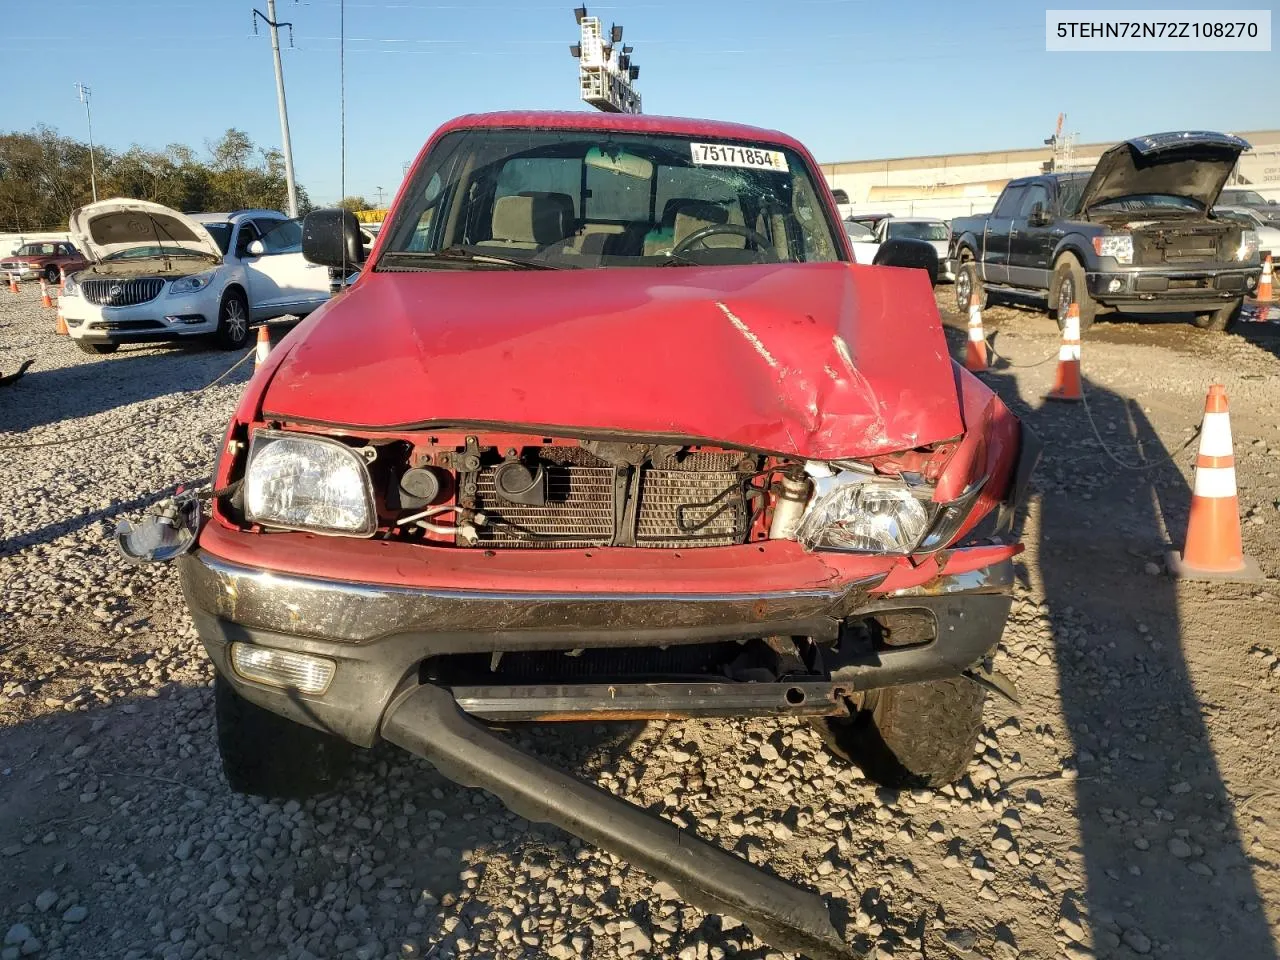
339, 196, 372, 212
0, 126, 308, 230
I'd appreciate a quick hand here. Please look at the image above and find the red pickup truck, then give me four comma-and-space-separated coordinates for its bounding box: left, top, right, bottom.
124, 110, 1037, 957
1, 240, 89, 285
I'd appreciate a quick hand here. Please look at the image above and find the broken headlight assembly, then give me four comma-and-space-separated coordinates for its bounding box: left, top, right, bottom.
794, 464, 986, 555
1235, 229, 1259, 262
244, 431, 377, 536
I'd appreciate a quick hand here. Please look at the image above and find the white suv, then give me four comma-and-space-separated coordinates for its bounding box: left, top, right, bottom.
61, 199, 332, 355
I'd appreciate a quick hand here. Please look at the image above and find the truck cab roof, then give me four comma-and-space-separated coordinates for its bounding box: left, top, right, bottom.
426, 110, 805, 151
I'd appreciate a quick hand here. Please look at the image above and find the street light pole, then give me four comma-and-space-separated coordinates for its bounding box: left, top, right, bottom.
253, 0, 300, 217
75, 82, 97, 203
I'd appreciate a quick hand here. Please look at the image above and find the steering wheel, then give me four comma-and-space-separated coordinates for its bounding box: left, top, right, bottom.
670, 223, 779, 262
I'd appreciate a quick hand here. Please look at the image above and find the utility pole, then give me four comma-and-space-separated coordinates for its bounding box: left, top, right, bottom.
375, 186, 384, 208
75, 82, 97, 203
253, 1, 299, 217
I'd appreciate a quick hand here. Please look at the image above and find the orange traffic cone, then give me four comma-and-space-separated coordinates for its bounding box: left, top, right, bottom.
964, 292, 988, 372
58, 266, 66, 294
40, 278, 53, 309
54, 308, 68, 336
1044, 302, 1083, 402
7, 274, 17, 295
1167, 385, 1261, 580
254, 325, 271, 371
1257, 254, 1273, 303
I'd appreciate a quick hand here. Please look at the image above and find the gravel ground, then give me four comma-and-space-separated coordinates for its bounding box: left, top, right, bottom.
1, 282, 1278, 960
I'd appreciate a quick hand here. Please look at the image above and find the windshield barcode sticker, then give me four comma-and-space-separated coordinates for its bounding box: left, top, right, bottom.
691, 143, 789, 172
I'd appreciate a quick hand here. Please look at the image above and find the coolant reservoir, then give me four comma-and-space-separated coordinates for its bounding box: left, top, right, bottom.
768, 474, 812, 539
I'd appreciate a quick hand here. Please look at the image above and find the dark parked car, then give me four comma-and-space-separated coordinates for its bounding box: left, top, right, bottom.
949, 132, 1263, 332
1219, 187, 1280, 226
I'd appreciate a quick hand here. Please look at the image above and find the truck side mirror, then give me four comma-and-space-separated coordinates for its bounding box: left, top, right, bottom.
302, 209, 367, 269
1028, 201, 1049, 226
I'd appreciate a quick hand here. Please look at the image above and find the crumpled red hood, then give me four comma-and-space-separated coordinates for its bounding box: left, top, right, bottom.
262, 261, 963, 460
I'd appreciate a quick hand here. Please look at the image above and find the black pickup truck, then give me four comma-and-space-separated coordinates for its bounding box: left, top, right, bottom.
949, 132, 1263, 332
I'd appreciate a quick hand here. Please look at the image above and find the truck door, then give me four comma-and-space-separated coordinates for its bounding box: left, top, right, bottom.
981, 185, 1024, 285
1007, 182, 1057, 290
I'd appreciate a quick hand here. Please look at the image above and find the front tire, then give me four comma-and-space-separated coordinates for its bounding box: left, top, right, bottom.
44, 265, 61, 286
74, 340, 119, 355
955, 260, 985, 313
816, 677, 986, 788
1050, 257, 1097, 333
215, 290, 250, 350
215, 673, 352, 799
1193, 299, 1242, 332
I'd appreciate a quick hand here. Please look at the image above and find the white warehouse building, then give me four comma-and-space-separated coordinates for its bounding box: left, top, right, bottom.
820, 128, 1280, 221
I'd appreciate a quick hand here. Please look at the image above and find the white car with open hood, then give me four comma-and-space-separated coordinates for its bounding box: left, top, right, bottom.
60, 199, 331, 355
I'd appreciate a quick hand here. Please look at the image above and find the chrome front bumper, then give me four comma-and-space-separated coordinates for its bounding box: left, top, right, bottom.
179, 551, 1014, 746
179, 552, 885, 646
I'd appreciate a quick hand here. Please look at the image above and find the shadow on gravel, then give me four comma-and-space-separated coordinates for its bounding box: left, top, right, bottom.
1, 682, 799, 960
0, 343, 238, 435
0, 683, 640, 959
977, 358, 1276, 958
1235, 311, 1280, 363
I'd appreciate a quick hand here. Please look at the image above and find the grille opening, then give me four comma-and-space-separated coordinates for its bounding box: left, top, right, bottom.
467, 446, 757, 549
80, 277, 167, 306
421, 636, 825, 687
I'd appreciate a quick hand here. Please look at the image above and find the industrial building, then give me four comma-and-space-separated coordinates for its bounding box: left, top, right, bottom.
821, 128, 1280, 220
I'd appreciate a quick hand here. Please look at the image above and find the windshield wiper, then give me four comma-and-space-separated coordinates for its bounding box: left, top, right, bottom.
379, 247, 563, 270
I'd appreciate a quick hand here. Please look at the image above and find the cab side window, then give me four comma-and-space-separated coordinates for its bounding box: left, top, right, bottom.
993, 186, 1026, 218
234, 222, 261, 258
1018, 184, 1051, 219
255, 219, 303, 255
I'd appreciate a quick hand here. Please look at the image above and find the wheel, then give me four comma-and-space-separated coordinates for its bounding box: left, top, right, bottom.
1193, 299, 1242, 332
215, 673, 351, 799
955, 260, 984, 313
74, 340, 118, 355
215, 290, 250, 350
1050, 257, 1097, 333
815, 677, 985, 788
44, 264, 61, 286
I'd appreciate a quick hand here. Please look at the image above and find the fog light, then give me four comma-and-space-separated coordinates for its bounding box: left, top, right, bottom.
230, 643, 335, 694
1107, 279, 1122, 293
1247, 275, 1257, 289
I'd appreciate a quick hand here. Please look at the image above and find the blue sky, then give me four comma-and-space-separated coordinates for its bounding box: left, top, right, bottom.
2, 0, 1275, 205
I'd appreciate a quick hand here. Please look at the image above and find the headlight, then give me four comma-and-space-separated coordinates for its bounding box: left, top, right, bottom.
1236, 229, 1259, 262
1092, 234, 1133, 264
62, 275, 80, 296
794, 466, 988, 555
795, 471, 931, 554
169, 272, 214, 294
244, 432, 376, 536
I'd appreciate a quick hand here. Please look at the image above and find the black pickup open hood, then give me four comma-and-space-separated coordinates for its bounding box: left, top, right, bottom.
1078, 131, 1250, 213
